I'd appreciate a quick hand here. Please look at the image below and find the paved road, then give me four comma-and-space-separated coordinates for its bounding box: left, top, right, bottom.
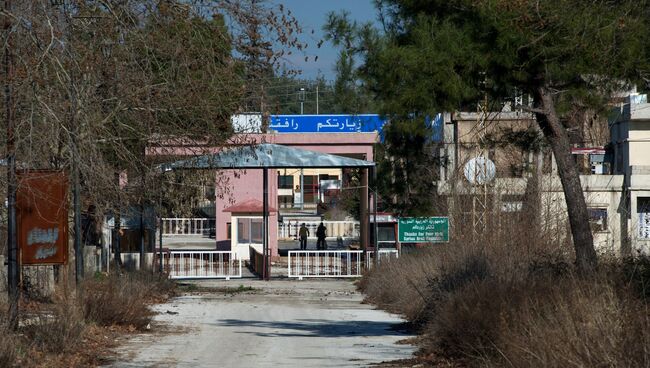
110, 279, 415, 367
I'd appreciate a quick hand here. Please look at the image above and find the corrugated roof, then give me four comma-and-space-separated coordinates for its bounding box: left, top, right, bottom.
160, 143, 374, 170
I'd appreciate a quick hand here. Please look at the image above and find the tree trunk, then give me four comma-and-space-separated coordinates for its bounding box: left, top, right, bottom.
533, 86, 597, 273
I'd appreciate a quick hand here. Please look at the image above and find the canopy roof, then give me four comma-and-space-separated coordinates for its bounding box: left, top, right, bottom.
223, 199, 277, 213
160, 143, 375, 170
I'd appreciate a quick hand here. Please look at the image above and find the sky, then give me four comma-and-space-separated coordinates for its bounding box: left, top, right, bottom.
271, 0, 380, 81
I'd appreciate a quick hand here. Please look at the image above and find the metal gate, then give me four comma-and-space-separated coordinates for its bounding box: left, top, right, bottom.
163, 251, 242, 280
287, 250, 365, 280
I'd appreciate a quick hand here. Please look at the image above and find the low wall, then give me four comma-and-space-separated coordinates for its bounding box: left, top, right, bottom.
0, 257, 56, 301
111, 252, 156, 271
248, 245, 264, 277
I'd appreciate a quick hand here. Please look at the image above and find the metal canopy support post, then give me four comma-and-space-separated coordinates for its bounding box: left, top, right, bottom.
360, 168, 369, 251
114, 209, 122, 272
262, 168, 269, 280
139, 200, 145, 271
140, 156, 148, 271
158, 216, 163, 273
299, 168, 304, 210
373, 168, 379, 267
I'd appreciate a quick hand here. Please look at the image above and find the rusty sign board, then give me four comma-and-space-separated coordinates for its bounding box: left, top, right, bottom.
17, 170, 69, 265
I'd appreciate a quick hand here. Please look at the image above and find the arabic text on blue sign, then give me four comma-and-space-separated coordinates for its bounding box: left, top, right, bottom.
269, 114, 386, 133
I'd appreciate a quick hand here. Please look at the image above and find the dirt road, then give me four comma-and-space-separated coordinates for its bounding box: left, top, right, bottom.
109, 279, 415, 367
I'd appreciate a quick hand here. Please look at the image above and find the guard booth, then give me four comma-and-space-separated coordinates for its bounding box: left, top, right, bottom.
369, 212, 398, 249
223, 199, 275, 260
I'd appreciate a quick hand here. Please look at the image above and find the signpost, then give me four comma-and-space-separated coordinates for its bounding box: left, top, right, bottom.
16, 171, 69, 265
398, 217, 449, 243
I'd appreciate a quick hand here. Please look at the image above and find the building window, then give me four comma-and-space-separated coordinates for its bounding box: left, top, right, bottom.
303, 175, 318, 204
226, 223, 231, 239
237, 218, 263, 244
377, 226, 395, 242
638, 198, 650, 239
588, 208, 608, 232
278, 175, 293, 189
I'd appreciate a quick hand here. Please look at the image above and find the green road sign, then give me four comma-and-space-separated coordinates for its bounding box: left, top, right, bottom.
398, 217, 449, 243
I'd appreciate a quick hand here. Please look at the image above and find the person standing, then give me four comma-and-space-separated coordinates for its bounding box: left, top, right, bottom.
316, 222, 327, 250
299, 223, 309, 250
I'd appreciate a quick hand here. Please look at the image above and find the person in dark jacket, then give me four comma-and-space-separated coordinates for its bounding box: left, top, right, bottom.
316, 222, 327, 250
299, 223, 309, 250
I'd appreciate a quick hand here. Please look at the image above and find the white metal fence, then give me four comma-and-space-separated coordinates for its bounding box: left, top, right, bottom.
279, 221, 359, 239
365, 249, 399, 267
163, 251, 241, 279
287, 250, 364, 279
162, 218, 214, 236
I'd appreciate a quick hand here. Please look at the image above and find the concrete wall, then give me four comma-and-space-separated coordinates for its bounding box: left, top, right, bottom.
452, 112, 539, 178
439, 174, 628, 255
110, 252, 156, 271
628, 121, 650, 167
533, 175, 626, 254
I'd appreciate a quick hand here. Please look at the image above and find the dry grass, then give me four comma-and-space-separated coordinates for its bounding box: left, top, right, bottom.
0, 303, 19, 368
0, 270, 177, 367
487, 277, 650, 367
361, 212, 650, 367
23, 294, 86, 353
82, 271, 176, 330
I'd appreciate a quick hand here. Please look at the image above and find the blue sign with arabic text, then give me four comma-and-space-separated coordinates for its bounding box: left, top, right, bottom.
269, 114, 386, 133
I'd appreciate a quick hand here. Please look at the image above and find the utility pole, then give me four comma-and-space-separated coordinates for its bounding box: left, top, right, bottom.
4, 0, 19, 329
316, 85, 319, 114
299, 87, 305, 115
60, 2, 84, 284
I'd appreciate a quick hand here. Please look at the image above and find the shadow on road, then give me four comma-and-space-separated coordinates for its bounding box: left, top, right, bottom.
212, 318, 408, 338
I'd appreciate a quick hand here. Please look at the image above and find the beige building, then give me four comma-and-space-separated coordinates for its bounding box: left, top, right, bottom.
276, 168, 343, 210
437, 93, 650, 256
